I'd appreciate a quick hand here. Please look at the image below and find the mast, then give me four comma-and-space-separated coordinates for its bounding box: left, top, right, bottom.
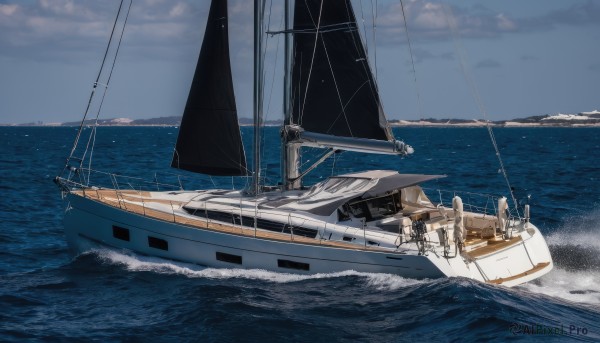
282, 0, 301, 190
252, 0, 264, 195
281, 0, 289, 189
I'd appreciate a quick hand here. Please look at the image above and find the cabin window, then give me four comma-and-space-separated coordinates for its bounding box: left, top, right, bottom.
347, 191, 402, 221
182, 208, 318, 238
337, 207, 351, 221
278, 259, 310, 271
216, 252, 242, 265
112, 225, 130, 241
148, 236, 168, 251
347, 201, 368, 219
342, 236, 354, 242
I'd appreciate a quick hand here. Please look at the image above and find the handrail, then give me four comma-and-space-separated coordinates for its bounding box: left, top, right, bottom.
424, 187, 519, 218
59, 168, 188, 192
61, 170, 527, 251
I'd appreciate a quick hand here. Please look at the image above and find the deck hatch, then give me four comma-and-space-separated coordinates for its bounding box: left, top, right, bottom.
216, 252, 243, 265
148, 236, 168, 251
112, 225, 130, 241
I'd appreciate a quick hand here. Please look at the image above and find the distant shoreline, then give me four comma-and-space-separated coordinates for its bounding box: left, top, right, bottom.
3, 122, 600, 128
389, 121, 600, 128
3, 111, 600, 127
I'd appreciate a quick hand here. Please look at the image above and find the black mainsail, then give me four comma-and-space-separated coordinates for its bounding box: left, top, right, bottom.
290, 0, 393, 141
171, 0, 247, 176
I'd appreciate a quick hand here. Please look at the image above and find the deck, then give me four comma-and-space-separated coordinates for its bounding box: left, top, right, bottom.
73, 189, 387, 252
73, 188, 530, 262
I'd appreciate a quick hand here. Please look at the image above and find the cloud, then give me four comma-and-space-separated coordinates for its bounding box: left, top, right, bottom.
375, 1, 519, 44
475, 59, 501, 69
0, 0, 208, 63
2, 0, 599, 65
368, 0, 600, 46
0, 4, 18, 16
0, 0, 273, 68
534, 0, 600, 29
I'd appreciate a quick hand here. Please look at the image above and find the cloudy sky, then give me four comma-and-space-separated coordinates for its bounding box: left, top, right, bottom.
0, 0, 598, 124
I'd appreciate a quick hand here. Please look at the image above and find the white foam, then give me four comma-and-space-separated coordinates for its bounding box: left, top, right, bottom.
87, 249, 427, 289
521, 209, 600, 304
362, 272, 428, 290
521, 268, 600, 305
546, 213, 600, 249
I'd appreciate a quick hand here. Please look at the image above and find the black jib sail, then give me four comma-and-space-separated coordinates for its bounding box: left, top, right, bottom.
171, 0, 247, 176
290, 0, 393, 141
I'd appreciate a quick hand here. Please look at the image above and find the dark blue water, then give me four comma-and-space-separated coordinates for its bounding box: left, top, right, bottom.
1, 126, 599, 342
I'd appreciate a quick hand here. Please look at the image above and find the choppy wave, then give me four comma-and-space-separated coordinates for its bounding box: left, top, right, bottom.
4, 127, 600, 341
522, 269, 600, 305
521, 210, 600, 305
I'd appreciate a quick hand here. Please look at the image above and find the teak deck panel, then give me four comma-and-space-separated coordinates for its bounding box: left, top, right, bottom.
464, 236, 523, 259
486, 262, 551, 285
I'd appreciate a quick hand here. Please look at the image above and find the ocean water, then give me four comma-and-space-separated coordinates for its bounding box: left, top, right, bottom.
1, 126, 599, 342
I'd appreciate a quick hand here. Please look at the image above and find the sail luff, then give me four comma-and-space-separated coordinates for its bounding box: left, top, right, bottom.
171, 0, 248, 176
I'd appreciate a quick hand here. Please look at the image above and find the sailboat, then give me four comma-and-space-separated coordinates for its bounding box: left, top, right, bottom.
55, 0, 552, 287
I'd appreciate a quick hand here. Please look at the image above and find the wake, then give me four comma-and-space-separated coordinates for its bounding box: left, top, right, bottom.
521, 209, 600, 305
85, 248, 428, 291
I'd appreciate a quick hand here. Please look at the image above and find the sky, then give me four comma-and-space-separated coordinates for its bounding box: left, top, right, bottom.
0, 0, 598, 124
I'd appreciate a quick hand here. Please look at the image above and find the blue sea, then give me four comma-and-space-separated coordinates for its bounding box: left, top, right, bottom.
1, 126, 599, 342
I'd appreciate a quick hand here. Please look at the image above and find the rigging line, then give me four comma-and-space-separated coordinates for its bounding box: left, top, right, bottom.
399, 0, 423, 120
82, 0, 133, 185
344, 1, 391, 139
273, 22, 358, 34
287, 47, 297, 125
297, 147, 330, 170
358, 0, 369, 57
370, 0, 378, 83
289, 149, 335, 183
254, 0, 272, 187
325, 80, 370, 134
298, 0, 324, 126
261, 0, 282, 185
442, 3, 520, 217
63, 0, 127, 174
331, 150, 337, 176
263, 0, 281, 119
320, 32, 353, 137
294, 51, 302, 124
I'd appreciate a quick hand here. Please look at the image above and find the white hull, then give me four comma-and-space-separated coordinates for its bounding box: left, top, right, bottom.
64, 193, 445, 278
62, 184, 553, 286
